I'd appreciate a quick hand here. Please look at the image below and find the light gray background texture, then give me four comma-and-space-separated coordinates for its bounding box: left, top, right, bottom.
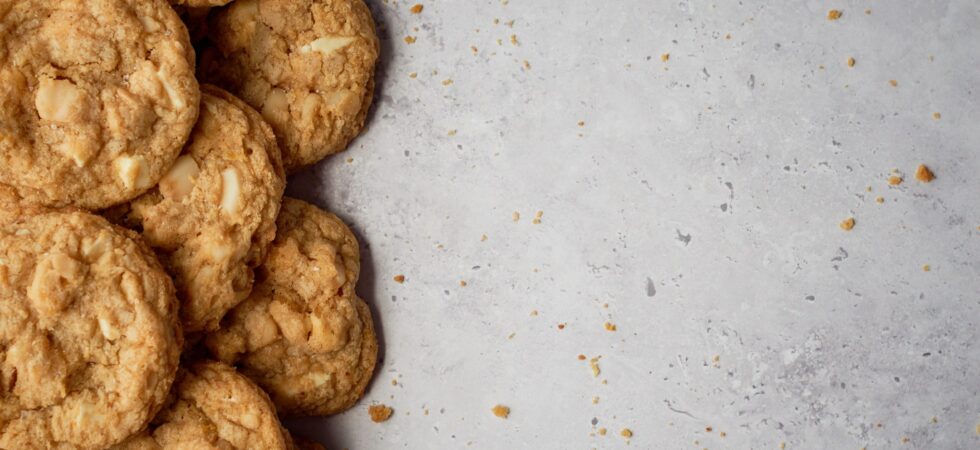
286, 0, 980, 448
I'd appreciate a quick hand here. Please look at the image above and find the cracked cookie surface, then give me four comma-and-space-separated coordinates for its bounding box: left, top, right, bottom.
108, 85, 285, 333
199, 0, 379, 171
205, 198, 377, 416
0, 0, 200, 209
113, 360, 290, 450
0, 203, 181, 449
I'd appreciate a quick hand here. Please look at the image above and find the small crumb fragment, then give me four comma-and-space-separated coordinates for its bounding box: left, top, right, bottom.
507, 332, 515, 340
839, 217, 855, 231
409, 72, 418, 78
720, 431, 727, 438
901, 437, 910, 444
404, 35, 416, 44
725, 33, 732, 40
930, 416, 938, 423
369, 404, 394, 423
915, 164, 935, 183
661, 53, 670, 62
391, 378, 397, 386
577, 354, 586, 360
705, 426, 713, 432
932, 112, 941, 120
598, 427, 607, 436
557, 323, 566, 330
592, 396, 599, 404
448, 129, 457, 136
780, 442, 787, 449
459, 280, 467, 287
827, 9, 842, 20
578, 121, 585, 127
491, 405, 510, 419
393, 274, 406, 283
442, 79, 454, 86
620, 428, 632, 439
481, 233, 488, 241
604, 322, 617, 331
346, 157, 354, 164
589, 356, 601, 377
522, 60, 531, 70
889, 79, 898, 87
888, 175, 903, 186
847, 57, 855, 67
512, 211, 520, 222
509, 34, 519, 45
865, 8, 871, 14
532, 210, 543, 224
922, 264, 931, 272
530, 309, 538, 316
875, 196, 884, 204
409, 3, 423, 14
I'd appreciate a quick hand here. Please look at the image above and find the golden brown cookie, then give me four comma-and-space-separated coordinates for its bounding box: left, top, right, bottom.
205, 198, 378, 415
0, 0, 200, 209
290, 434, 328, 450
199, 0, 379, 171
171, 0, 232, 7
0, 205, 182, 449
108, 85, 285, 333
113, 361, 291, 450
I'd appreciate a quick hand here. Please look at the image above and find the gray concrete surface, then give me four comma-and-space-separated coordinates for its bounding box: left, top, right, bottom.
286, 0, 980, 448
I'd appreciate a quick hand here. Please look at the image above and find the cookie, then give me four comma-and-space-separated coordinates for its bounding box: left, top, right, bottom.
0, 204, 181, 449
199, 0, 379, 171
107, 85, 285, 333
290, 434, 328, 450
205, 198, 378, 415
0, 0, 200, 209
171, 0, 232, 7
113, 361, 291, 450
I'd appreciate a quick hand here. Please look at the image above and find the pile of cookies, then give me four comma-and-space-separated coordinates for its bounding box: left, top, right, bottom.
0, 0, 380, 448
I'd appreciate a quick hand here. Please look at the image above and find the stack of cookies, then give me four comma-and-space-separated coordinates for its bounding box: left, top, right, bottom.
0, 0, 380, 448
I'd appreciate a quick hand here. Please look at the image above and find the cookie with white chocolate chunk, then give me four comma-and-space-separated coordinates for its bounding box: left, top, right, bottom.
108, 85, 285, 333
0, 0, 200, 209
205, 198, 378, 416
198, 0, 379, 171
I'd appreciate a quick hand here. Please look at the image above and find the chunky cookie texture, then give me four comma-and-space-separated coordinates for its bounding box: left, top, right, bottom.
113, 361, 291, 450
199, 0, 379, 171
206, 198, 378, 416
0, 0, 200, 210
0, 204, 182, 449
108, 85, 285, 333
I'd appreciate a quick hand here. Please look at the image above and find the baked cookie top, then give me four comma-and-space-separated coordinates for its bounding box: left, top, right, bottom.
205, 198, 378, 416
113, 361, 290, 450
0, 0, 200, 209
199, 0, 379, 171
0, 204, 182, 449
109, 85, 285, 333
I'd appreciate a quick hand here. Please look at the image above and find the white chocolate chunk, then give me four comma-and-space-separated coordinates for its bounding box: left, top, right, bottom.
97, 317, 120, 341
260, 88, 289, 126
219, 167, 242, 214
299, 36, 355, 55
155, 67, 184, 109
114, 155, 152, 190
35, 78, 86, 122
55, 136, 96, 167
159, 155, 200, 200
139, 14, 161, 32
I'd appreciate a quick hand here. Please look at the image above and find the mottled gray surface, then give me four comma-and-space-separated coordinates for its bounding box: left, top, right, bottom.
285, 1, 980, 448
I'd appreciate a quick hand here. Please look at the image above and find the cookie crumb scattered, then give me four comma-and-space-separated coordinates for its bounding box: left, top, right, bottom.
532, 211, 543, 224
889, 79, 898, 87
839, 217, 855, 231
661, 53, 670, 62
780, 442, 787, 449
705, 426, 713, 432
409, 3, 423, 14
491, 405, 510, 418
346, 157, 354, 163
459, 280, 467, 287
481, 234, 488, 241
720, 431, 727, 438
865, 8, 871, 14
409, 72, 418, 78
922, 264, 930, 272
932, 112, 941, 120
620, 428, 633, 439
558, 323, 566, 330
888, 175, 903, 185
393, 274, 406, 283
530, 309, 538, 316
604, 322, 617, 331
404, 35, 416, 44
578, 121, 585, 127
510, 34, 519, 45
901, 437, 910, 443
827, 9, 842, 20
847, 57, 855, 67
589, 356, 601, 377
391, 378, 398, 386
875, 196, 884, 204
915, 164, 935, 183
578, 354, 586, 360
725, 33, 732, 40
448, 129, 457, 136
522, 60, 531, 70
598, 427, 607, 436
592, 396, 600, 404
930, 416, 938, 423
442, 79, 454, 86
369, 404, 394, 423
512, 211, 520, 222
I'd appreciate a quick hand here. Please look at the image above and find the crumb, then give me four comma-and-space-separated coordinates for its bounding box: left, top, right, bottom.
459, 280, 467, 287
493, 18, 500, 25
505, 20, 515, 27
661, 53, 670, 62
442, 79, 454, 86
507, 332, 515, 340
827, 9, 842, 20
901, 437, 910, 444
409, 3, 423, 14
602, 303, 609, 308
404, 35, 416, 44
932, 112, 941, 120
391, 378, 397, 386
522, 60, 531, 70
481, 234, 488, 241
875, 196, 884, 204
720, 431, 727, 438
888, 175, 903, 185
922, 264, 930, 272
491, 405, 510, 419
578, 121, 585, 127
470, 45, 478, 54
558, 323, 566, 330
578, 354, 586, 360
532, 210, 543, 224
889, 79, 898, 87
604, 322, 617, 331
510, 34, 519, 45
409, 72, 418, 78
976, 423, 980, 435
448, 129, 457, 136
915, 164, 935, 182
780, 443, 786, 449
530, 309, 538, 316
424, 409, 429, 416
725, 33, 731, 39
819, 64, 825, 70
601, 379, 607, 385
930, 416, 938, 423
393, 274, 406, 283
598, 427, 607, 436
620, 428, 632, 439
847, 57, 855, 67
589, 357, 601, 377
369, 404, 394, 423
865, 8, 871, 14
839, 217, 855, 231
705, 426, 713, 432
346, 157, 354, 163
592, 396, 599, 404
512, 211, 520, 222
866, 186, 873, 192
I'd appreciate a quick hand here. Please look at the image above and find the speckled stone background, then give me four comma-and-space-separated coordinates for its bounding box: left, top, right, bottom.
285, 0, 980, 448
